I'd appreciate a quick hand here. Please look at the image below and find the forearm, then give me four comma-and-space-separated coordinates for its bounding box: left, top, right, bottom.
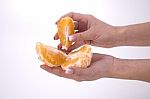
116, 22, 150, 46
112, 58, 150, 82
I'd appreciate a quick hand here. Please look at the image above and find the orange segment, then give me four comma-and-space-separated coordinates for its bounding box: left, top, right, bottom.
61, 44, 92, 70
57, 16, 75, 50
36, 42, 66, 67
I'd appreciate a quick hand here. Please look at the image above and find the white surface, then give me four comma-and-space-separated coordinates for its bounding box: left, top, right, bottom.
0, 0, 150, 99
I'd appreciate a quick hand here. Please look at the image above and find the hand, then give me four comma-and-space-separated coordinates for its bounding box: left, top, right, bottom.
54, 12, 122, 51
40, 53, 114, 82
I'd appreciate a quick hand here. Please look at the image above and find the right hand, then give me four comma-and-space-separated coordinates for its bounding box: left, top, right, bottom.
54, 12, 122, 51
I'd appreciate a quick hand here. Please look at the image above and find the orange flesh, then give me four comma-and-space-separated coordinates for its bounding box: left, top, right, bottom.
57, 16, 75, 50
46, 50, 66, 65
62, 57, 80, 68
61, 45, 92, 69
36, 42, 66, 66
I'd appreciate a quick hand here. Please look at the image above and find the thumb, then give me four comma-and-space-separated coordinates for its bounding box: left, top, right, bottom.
65, 67, 85, 75
69, 30, 92, 41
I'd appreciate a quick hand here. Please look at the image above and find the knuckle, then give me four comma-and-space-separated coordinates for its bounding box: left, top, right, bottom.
68, 12, 74, 16
69, 12, 73, 14
87, 14, 94, 18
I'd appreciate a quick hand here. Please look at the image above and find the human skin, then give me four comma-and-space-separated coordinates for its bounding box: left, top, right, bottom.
41, 12, 150, 83
41, 55, 150, 83
54, 12, 150, 50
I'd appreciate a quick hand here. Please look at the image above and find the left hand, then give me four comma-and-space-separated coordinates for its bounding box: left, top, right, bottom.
40, 53, 115, 82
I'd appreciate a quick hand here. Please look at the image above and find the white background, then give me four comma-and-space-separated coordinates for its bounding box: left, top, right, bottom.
0, 0, 150, 99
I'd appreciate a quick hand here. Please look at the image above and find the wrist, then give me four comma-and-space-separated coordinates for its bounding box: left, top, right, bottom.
110, 58, 150, 82
113, 26, 127, 47
103, 57, 122, 78
110, 58, 129, 79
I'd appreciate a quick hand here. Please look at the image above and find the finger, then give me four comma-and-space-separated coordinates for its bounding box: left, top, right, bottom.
65, 68, 74, 74
57, 44, 70, 54
67, 41, 84, 52
83, 40, 92, 45
74, 21, 78, 30
56, 12, 84, 24
67, 40, 91, 52
57, 43, 62, 49
40, 64, 53, 72
65, 12, 84, 21
69, 29, 93, 42
40, 65, 74, 79
75, 30, 79, 33
60, 49, 70, 54
54, 33, 59, 40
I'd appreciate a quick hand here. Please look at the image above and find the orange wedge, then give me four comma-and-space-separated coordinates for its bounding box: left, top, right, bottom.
61, 44, 92, 70
36, 42, 66, 67
36, 42, 92, 70
57, 16, 75, 50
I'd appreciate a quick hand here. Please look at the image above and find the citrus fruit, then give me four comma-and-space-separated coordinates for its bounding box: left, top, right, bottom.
36, 42, 66, 67
61, 44, 92, 70
57, 16, 75, 50
36, 43, 92, 70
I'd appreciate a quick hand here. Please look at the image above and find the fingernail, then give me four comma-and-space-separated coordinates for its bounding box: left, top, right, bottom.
69, 36, 76, 41
54, 36, 58, 40
55, 21, 58, 24
65, 68, 73, 74
54, 36, 56, 40
40, 65, 44, 69
57, 44, 62, 49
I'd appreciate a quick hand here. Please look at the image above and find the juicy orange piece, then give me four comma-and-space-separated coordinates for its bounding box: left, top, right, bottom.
36, 43, 92, 70
36, 42, 66, 67
57, 16, 75, 50
61, 44, 92, 70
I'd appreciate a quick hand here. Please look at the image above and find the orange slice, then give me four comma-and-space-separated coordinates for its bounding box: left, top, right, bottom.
36, 42, 66, 67
57, 16, 75, 50
36, 43, 92, 70
61, 44, 92, 70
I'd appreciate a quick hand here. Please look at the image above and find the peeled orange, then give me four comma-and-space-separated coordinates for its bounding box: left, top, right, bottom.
36, 42, 92, 70
57, 16, 75, 50
61, 44, 92, 70
36, 42, 66, 67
